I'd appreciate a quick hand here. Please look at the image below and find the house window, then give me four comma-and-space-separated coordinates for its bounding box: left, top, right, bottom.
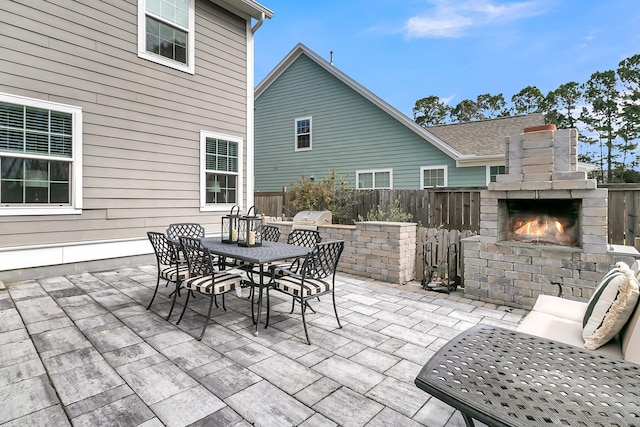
357, 169, 392, 189
295, 117, 312, 151
200, 131, 243, 210
488, 165, 506, 183
138, 0, 195, 74
0, 93, 82, 215
421, 166, 447, 188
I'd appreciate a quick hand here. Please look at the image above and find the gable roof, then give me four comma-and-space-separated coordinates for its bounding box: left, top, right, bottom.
427, 114, 545, 158
255, 43, 543, 167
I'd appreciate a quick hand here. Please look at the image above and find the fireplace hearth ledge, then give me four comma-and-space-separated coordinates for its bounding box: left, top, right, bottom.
608, 244, 640, 257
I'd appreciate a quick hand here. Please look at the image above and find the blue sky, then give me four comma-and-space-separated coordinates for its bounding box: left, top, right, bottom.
254, 0, 640, 119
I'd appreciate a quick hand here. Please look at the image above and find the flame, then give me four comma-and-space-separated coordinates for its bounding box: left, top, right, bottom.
514, 215, 564, 239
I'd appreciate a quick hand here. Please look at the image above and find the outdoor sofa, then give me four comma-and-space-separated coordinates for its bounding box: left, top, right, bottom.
517, 261, 640, 364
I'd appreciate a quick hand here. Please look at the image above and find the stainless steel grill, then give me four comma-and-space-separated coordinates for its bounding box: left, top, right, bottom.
292, 210, 332, 230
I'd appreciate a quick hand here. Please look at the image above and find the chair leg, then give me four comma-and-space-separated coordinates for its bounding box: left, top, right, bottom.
221, 293, 226, 311
300, 297, 311, 345
332, 290, 342, 329
176, 291, 192, 325
146, 275, 161, 310
198, 292, 216, 341
289, 297, 296, 314
166, 281, 180, 321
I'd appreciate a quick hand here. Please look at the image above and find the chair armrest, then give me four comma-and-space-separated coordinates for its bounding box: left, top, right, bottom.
269, 264, 302, 280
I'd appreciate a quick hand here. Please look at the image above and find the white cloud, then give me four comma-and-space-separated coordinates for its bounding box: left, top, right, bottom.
579, 30, 598, 49
403, 0, 545, 39
441, 95, 456, 105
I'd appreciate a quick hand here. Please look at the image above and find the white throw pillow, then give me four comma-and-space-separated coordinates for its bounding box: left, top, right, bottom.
583, 262, 640, 350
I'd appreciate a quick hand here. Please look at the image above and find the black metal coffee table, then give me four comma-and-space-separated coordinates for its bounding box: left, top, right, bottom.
415, 324, 640, 426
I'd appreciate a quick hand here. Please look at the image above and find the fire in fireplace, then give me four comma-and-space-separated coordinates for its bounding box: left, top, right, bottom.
503, 199, 580, 247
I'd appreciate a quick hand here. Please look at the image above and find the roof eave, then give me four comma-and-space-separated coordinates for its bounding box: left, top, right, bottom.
212, 0, 273, 20
456, 155, 504, 168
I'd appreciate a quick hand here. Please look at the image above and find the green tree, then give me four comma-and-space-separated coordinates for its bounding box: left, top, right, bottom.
476, 93, 508, 118
450, 99, 481, 122
581, 70, 620, 183
545, 82, 582, 128
617, 54, 640, 173
413, 96, 450, 127
511, 86, 545, 115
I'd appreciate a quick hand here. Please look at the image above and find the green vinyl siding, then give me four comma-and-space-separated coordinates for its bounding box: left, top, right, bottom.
255, 53, 486, 191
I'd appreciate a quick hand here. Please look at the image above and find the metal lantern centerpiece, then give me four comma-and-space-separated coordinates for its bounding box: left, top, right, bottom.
238, 206, 262, 247
221, 205, 241, 244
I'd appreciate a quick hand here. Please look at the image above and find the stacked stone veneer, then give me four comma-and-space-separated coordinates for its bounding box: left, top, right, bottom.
463, 126, 636, 309
269, 221, 416, 284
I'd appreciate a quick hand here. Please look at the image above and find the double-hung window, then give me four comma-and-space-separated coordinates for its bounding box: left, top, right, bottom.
200, 131, 243, 211
0, 93, 82, 215
488, 165, 505, 183
421, 166, 447, 188
356, 169, 392, 189
138, 0, 195, 74
295, 117, 312, 151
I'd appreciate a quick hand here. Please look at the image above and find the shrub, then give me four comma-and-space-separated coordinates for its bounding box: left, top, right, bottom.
288, 170, 355, 224
360, 197, 413, 222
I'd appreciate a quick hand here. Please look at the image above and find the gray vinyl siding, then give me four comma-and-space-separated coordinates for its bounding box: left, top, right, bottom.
0, 0, 249, 248
255, 54, 484, 191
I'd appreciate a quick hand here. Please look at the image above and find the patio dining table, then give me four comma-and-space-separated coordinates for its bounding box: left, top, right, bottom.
200, 238, 312, 335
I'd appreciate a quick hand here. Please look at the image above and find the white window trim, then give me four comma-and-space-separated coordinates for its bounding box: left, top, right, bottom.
356, 168, 393, 189
199, 130, 244, 212
0, 92, 83, 216
420, 165, 448, 188
294, 116, 312, 152
137, 0, 196, 74
486, 164, 505, 185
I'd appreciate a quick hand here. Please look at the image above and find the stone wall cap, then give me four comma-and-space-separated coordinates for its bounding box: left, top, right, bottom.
523, 124, 557, 133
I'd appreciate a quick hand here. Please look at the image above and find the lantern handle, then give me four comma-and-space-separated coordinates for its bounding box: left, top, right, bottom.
230, 205, 240, 215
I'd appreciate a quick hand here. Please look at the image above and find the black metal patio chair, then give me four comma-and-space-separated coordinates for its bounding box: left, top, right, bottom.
175, 236, 244, 341
268, 240, 345, 344
146, 231, 190, 315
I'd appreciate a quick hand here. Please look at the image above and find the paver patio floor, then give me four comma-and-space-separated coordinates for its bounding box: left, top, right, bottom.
0, 265, 525, 426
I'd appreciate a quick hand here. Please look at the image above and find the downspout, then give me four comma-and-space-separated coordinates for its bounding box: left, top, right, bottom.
251, 12, 265, 33
246, 12, 264, 210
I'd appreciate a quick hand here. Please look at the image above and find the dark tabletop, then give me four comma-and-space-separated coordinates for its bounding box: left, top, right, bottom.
415, 324, 640, 427
200, 238, 311, 265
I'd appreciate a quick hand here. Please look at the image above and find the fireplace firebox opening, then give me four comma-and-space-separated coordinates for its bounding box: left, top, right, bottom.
498, 199, 581, 247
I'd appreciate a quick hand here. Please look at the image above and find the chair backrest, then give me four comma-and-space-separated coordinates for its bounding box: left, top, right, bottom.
179, 236, 213, 277
287, 229, 321, 247
147, 231, 178, 266
166, 223, 205, 242
300, 240, 344, 280
256, 225, 281, 242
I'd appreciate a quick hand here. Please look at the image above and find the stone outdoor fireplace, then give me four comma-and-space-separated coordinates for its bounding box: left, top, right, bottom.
463, 125, 638, 309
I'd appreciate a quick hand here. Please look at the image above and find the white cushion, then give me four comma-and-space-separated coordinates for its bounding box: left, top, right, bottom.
583, 262, 640, 350
621, 300, 640, 364
518, 311, 623, 360
530, 294, 587, 323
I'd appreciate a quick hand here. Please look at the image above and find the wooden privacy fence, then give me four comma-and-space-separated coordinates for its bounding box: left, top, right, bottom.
254, 188, 484, 231
604, 184, 640, 246
254, 184, 640, 245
